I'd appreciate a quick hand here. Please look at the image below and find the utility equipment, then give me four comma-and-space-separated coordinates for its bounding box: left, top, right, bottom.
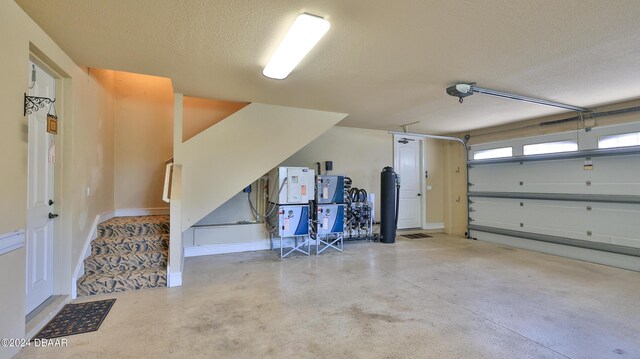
380, 167, 400, 244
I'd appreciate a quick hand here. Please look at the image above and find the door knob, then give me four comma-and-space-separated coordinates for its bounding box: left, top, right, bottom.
49, 199, 54, 206
48, 213, 59, 219
417, 193, 421, 196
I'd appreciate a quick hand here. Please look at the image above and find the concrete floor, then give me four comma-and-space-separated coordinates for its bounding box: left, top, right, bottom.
18, 234, 640, 358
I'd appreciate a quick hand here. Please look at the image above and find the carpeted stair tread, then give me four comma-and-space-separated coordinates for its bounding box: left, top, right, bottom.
91, 234, 169, 255
77, 268, 167, 296
98, 215, 170, 238
78, 215, 170, 297
83, 250, 168, 274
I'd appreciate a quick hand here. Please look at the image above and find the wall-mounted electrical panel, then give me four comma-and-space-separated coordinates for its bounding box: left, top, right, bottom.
269, 167, 316, 204
316, 204, 345, 235
269, 204, 310, 237
316, 175, 345, 204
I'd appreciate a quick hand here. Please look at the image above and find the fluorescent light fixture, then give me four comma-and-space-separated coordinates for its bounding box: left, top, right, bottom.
263, 13, 330, 80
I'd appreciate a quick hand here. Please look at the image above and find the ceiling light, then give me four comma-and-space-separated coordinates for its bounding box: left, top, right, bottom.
446, 82, 590, 112
263, 13, 330, 80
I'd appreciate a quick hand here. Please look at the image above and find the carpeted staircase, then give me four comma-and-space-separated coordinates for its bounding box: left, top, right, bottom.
77, 215, 170, 296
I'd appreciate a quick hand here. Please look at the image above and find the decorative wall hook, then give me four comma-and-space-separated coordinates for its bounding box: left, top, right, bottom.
24, 93, 56, 116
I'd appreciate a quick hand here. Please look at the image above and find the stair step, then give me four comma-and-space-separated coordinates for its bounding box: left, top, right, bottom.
77, 268, 167, 296
84, 251, 167, 275
79, 215, 171, 297
97, 215, 169, 238
91, 234, 169, 255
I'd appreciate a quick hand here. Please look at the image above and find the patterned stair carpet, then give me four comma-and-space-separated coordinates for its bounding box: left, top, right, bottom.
77, 215, 170, 296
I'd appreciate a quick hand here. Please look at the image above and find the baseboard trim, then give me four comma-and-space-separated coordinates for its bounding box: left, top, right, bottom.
184, 240, 271, 257
114, 207, 170, 217
71, 211, 114, 299
423, 222, 444, 230
168, 271, 182, 288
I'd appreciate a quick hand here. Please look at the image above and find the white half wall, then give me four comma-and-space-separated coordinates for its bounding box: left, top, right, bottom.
179, 103, 347, 229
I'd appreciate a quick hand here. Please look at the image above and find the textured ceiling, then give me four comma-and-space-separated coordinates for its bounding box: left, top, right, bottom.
16, 0, 640, 133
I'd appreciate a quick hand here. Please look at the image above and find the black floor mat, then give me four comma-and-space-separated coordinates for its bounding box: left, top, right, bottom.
402, 233, 433, 239
33, 299, 116, 340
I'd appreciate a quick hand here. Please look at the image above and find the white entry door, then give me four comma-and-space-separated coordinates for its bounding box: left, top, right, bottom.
25, 62, 56, 314
394, 135, 422, 229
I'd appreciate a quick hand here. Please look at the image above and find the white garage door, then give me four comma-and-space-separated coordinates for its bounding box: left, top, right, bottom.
467, 122, 640, 271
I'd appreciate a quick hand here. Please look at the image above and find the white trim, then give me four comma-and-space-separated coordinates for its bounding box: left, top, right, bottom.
168, 271, 182, 287
114, 207, 170, 217
162, 163, 173, 203
184, 240, 271, 257
393, 134, 426, 230
0, 230, 25, 255
423, 222, 444, 230
71, 211, 114, 299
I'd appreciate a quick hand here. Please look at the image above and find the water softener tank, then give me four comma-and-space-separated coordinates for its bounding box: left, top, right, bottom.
380, 167, 400, 243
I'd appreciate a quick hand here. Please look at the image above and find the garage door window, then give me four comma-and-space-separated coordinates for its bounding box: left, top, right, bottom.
473, 147, 513, 160
598, 132, 640, 149
523, 140, 578, 155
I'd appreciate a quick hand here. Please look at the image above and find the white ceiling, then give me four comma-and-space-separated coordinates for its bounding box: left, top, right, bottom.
16, 0, 640, 133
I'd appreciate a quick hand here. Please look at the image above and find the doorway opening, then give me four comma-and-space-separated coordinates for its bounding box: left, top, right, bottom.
393, 135, 426, 230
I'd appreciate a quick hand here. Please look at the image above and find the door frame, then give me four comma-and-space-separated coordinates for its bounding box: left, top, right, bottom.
26, 58, 57, 314
27, 52, 70, 308
392, 134, 428, 230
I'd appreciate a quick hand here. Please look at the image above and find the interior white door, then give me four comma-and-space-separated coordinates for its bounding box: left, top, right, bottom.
25, 62, 56, 315
394, 136, 422, 229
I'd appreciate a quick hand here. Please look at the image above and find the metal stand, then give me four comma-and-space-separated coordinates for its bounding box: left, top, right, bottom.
270, 234, 311, 259
316, 233, 343, 254
344, 208, 373, 241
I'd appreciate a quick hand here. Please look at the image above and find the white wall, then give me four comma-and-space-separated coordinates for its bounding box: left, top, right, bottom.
207, 126, 448, 227
280, 126, 393, 221
195, 191, 255, 225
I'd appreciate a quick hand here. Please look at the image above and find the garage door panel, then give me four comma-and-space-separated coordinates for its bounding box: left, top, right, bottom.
470, 197, 640, 248
469, 129, 640, 265
470, 156, 640, 195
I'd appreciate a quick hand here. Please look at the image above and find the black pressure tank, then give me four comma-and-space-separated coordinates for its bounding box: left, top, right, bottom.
380, 166, 399, 243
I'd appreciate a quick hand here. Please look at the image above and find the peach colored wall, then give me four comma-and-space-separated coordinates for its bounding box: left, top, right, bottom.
183, 96, 247, 142
442, 140, 468, 236
113, 72, 174, 210
424, 139, 445, 225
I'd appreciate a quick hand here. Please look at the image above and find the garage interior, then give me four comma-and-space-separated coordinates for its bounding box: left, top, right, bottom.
2, 1, 640, 358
